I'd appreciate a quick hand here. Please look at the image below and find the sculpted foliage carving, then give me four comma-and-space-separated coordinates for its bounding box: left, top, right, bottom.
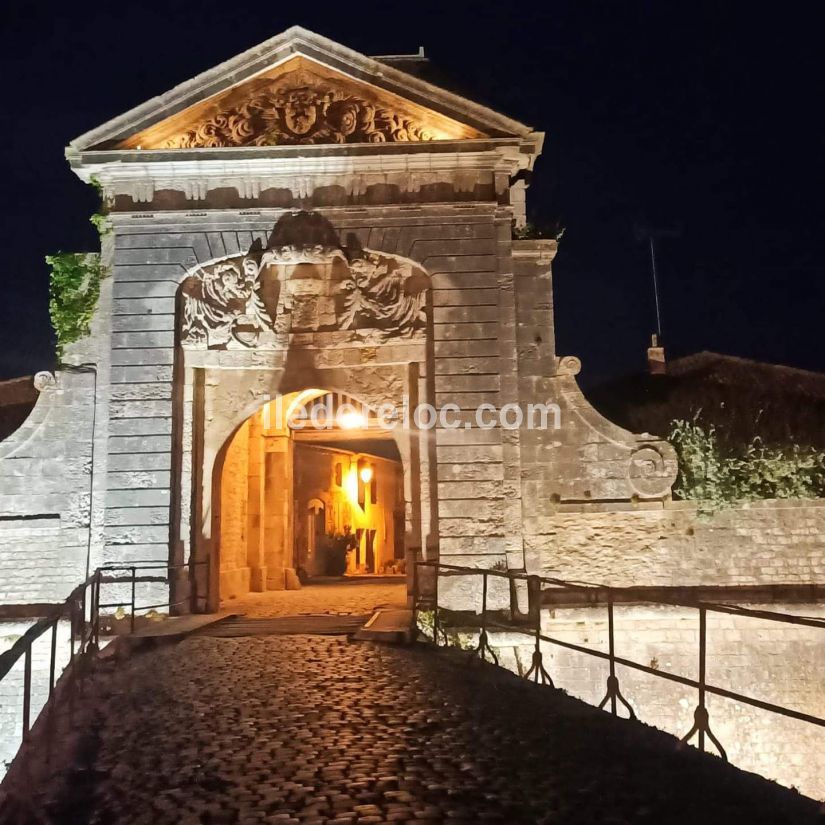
165, 68, 435, 149
179, 213, 428, 349
180, 260, 270, 348
339, 252, 428, 336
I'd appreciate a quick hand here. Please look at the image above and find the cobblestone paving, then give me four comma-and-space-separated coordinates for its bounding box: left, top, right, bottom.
222, 578, 406, 619
42, 635, 820, 825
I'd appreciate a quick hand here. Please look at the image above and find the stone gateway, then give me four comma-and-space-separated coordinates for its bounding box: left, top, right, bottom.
0, 26, 824, 800
0, 26, 681, 612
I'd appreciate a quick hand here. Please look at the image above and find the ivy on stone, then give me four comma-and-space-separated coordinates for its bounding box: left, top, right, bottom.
512, 220, 566, 241
47, 176, 111, 359
89, 175, 113, 237
46, 252, 104, 359
669, 418, 825, 512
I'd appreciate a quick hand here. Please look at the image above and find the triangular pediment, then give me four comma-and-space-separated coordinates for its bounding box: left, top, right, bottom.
70, 27, 537, 153
118, 55, 486, 150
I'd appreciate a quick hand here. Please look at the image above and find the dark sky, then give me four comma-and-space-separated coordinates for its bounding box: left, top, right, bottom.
1, 1, 823, 385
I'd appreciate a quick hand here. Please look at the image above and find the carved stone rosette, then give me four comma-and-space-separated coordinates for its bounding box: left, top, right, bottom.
179, 213, 429, 349
165, 68, 435, 149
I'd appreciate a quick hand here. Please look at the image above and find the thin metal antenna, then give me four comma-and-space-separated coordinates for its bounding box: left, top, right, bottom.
635, 222, 681, 343
649, 236, 663, 339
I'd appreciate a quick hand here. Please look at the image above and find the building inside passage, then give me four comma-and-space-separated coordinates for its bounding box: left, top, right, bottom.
218, 391, 405, 600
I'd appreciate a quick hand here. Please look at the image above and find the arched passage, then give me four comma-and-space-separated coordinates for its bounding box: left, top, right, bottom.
170, 212, 435, 614
211, 390, 406, 611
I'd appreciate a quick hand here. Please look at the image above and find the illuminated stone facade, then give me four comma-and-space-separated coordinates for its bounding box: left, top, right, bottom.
0, 26, 821, 606
0, 24, 823, 798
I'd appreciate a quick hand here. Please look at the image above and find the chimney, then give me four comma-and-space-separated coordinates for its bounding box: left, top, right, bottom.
647, 333, 666, 375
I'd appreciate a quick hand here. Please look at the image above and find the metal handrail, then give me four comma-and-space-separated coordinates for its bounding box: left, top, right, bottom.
0, 560, 208, 782
412, 560, 825, 761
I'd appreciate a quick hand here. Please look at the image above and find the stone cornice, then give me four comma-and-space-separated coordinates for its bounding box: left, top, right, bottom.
512, 239, 559, 264
106, 203, 502, 231
68, 142, 534, 204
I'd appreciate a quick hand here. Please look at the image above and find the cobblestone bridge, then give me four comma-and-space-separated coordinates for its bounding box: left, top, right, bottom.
4, 583, 823, 824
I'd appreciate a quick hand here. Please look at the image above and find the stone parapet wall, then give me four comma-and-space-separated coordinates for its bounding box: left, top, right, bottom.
0, 372, 97, 604
0, 253, 112, 607
493, 603, 825, 800
525, 498, 825, 588
0, 620, 72, 777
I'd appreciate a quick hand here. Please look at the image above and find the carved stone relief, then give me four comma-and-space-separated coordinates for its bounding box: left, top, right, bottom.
627, 444, 679, 498
164, 68, 436, 149
179, 212, 429, 349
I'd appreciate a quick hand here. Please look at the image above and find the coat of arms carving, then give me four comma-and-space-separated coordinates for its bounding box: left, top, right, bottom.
179, 213, 429, 349
165, 68, 435, 149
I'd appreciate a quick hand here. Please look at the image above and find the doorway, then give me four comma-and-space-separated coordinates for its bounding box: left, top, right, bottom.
213, 391, 405, 611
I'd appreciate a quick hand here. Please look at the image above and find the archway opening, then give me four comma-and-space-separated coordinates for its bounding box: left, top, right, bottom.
214, 390, 406, 613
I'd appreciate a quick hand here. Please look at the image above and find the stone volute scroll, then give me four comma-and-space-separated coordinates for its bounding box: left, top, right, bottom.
33, 371, 58, 392
179, 212, 430, 349
551, 355, 679, 501
627, 444, 679, 498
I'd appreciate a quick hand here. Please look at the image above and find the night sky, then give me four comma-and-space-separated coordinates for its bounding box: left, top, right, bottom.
1, 1, 823, 385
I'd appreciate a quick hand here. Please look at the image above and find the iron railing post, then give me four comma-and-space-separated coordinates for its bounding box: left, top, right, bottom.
22, 645, 31, 738
80, 580, 87, 654
411, 561, 420, 637
597, 590, 636, 718
524, 575, 553, 685
699, 607, 706, 752
608, 597, 617, 715
93, 568, 101, 649
481, 572, 488, 634
432, 563, 440, 646
471, 570, 499, 665
130, 566, 137, 633
69, 600, 76, 663
49, 620, 57, 698
681, 605, 727, 759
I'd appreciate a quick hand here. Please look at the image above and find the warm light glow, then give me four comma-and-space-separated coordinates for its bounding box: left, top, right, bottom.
359, 465, 373, 484
339, 409, 367, 430
343, 463, 359, 503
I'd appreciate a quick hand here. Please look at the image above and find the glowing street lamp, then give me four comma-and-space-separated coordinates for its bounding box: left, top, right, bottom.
338, 409, 367, 429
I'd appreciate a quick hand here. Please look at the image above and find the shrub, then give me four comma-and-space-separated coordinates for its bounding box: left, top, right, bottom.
669, 418, 825, 511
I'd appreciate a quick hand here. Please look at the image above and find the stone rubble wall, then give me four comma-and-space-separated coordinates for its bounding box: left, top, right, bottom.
0, 247, 112, 607
526, 498, 825, 588
0, 372, 96, 603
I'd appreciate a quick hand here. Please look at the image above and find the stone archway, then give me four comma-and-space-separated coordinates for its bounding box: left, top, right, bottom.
210, 390, 408, 611
170, 212, 435, 612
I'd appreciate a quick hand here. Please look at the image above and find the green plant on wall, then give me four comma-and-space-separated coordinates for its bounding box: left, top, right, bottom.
89, 175, 112, 238
669, 418, 825, 512
415, 609, 475, 650
46, 178, 111, 359
47, 252, 105, 359
512, 220, 566, 241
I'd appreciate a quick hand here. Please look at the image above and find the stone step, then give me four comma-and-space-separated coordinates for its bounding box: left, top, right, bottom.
199, 614, 368, 637
353, 608, 414, 644
128, 612, 238, 639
